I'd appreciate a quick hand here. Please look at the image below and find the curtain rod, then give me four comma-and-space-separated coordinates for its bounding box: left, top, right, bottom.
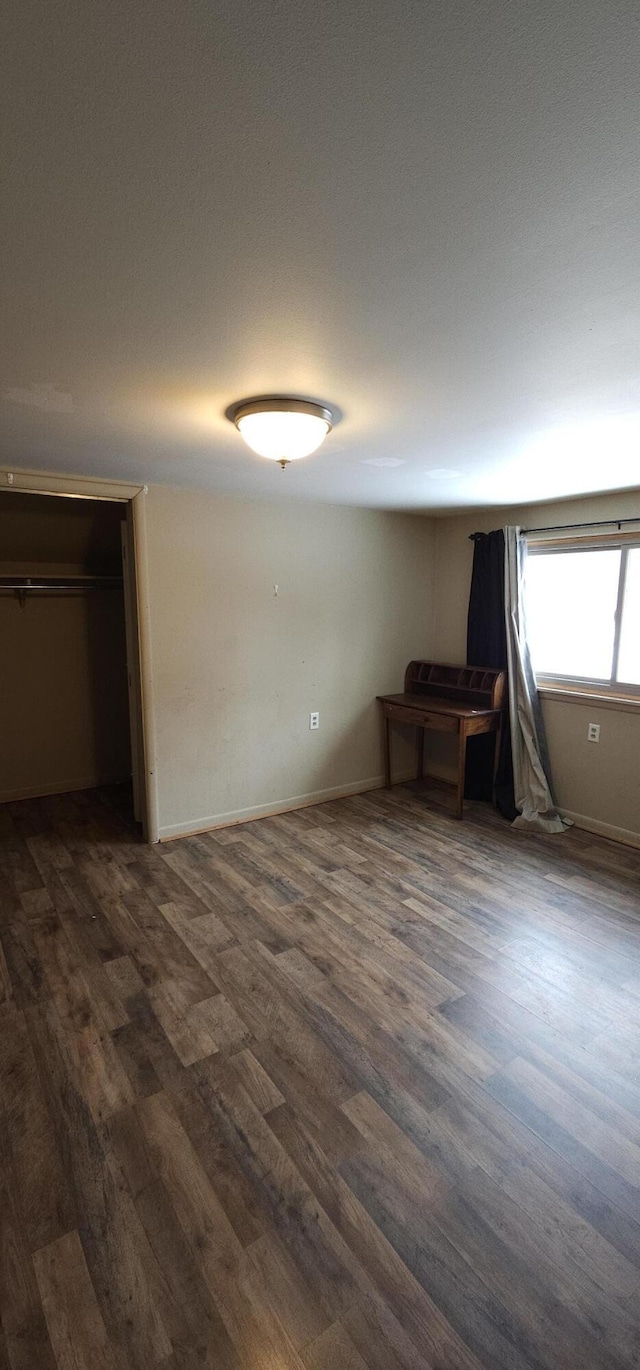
468, 516, 640, 540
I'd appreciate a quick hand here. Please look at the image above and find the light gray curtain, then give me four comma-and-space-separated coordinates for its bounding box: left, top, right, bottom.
504, 526, 571, 834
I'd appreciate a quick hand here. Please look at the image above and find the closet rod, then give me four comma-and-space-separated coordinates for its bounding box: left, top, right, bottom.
0, 575, 123, 591
468, 516, 640, 540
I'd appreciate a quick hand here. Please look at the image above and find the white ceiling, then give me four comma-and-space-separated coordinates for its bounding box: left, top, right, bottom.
2, 0, 640, 511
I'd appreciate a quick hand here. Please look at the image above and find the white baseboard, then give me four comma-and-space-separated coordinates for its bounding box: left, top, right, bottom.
0, 776, 129, 803
560, 809, 640, 850
422, 771, 640, 851
158, 771, 419, 842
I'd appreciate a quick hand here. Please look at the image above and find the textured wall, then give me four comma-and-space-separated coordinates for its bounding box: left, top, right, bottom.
144, 486, 436, 836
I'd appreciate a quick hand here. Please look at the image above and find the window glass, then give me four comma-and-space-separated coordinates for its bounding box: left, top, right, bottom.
617, 548, 640, 685
525, 549, 620, 680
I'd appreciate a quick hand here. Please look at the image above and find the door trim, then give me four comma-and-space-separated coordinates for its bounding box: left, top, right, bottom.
130, 488, 159, 842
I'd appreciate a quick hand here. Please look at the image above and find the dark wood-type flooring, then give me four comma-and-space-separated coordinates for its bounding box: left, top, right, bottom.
2, 780, 640, 1369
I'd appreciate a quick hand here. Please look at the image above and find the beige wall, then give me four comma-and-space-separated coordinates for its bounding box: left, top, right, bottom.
429, 488, 640, 841
144, 487, 436, 837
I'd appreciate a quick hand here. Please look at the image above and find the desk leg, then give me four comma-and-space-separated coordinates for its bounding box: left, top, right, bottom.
383, 714, 391, 788
417, 725, 424, 780
456, 725, 467, 819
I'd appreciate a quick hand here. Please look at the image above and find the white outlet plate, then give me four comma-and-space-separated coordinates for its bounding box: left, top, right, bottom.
587, 722, 600, 743
309, 712, 320, 730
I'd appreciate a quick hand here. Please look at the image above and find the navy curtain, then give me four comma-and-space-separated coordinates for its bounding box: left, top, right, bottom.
465, 530, 516, 819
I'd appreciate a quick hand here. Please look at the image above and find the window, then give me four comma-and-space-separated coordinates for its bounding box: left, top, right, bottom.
524, 541, 640, 692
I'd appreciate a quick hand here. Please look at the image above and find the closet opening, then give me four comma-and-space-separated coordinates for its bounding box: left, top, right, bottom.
0, 489, 146, 835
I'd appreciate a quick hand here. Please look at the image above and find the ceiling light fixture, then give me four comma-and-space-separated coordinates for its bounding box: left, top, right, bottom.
228, 396, 334, 468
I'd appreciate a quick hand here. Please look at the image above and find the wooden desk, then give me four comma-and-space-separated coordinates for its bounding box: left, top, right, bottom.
377, 661, 506, 819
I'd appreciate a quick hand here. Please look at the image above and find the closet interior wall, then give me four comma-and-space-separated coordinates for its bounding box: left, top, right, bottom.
0, 492, 131, 802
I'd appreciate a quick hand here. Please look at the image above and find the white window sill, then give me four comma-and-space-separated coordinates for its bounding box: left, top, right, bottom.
538, 685, 640, 715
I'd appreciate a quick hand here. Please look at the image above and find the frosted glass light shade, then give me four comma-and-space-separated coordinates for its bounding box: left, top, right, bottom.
238, 410, 329, 460
230, 398, 333, 462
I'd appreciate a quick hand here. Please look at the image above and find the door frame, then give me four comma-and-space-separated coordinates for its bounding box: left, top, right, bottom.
0, 467, 159, 842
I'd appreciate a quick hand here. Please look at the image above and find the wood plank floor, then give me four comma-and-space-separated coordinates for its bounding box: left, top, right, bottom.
1, 781, 640, 1369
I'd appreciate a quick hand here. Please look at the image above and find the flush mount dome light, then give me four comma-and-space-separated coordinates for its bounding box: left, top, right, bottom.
229, 396, 334, 467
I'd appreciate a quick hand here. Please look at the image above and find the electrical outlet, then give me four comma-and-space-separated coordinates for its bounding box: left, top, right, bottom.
309, 712, 320, 730
587, 722, 600, 743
